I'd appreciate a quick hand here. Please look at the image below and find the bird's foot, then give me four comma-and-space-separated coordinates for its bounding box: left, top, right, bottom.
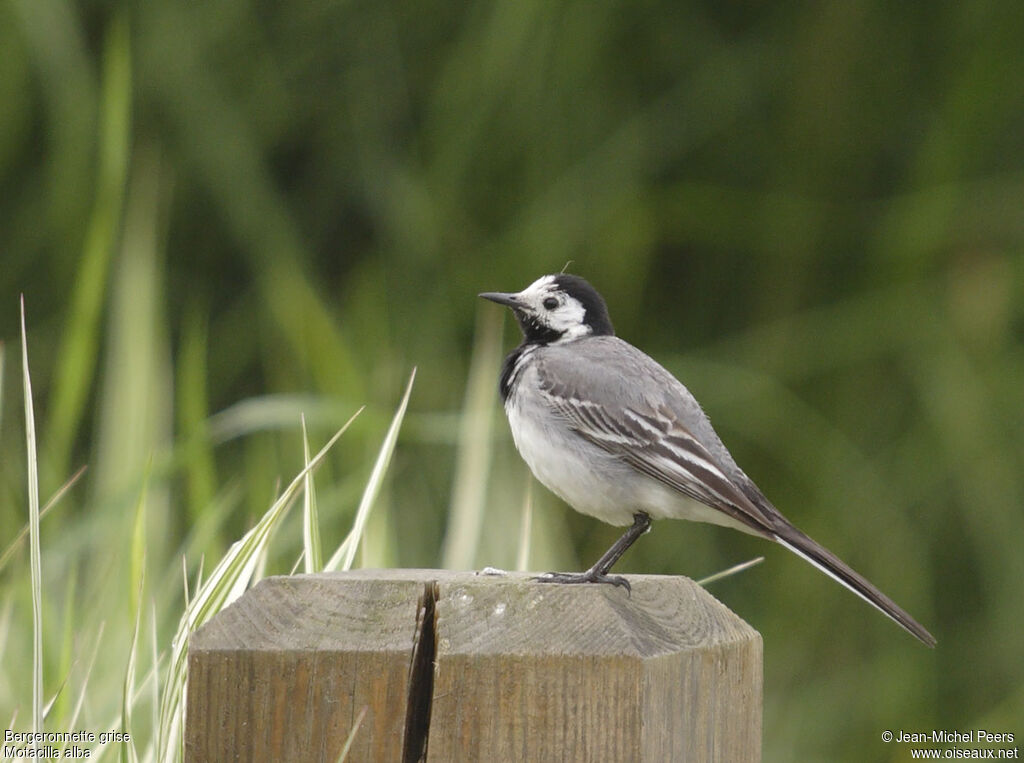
533, 570, 631, 594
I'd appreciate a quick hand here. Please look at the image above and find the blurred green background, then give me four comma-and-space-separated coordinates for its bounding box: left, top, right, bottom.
2, 1, 1023, 760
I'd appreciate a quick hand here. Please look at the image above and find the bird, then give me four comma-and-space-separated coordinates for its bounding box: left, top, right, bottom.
479, 273, 936, 647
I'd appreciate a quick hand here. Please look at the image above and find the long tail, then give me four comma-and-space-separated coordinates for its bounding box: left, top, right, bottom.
772, 525, 936, 647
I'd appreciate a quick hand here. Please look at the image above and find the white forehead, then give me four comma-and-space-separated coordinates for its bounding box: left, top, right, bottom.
517, 274, 559, 300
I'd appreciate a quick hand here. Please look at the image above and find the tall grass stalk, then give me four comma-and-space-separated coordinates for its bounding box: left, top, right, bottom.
20, 297, 43, 735
301, 415, 323, 573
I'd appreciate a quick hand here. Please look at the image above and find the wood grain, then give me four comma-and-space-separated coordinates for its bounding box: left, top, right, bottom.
186, 574, 425, 762
185, 570, 761, 762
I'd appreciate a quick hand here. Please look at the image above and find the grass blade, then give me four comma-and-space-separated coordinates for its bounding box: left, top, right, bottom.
65, 622, 105, 740
59, 624, 108, 759
130, 476, 149, 615
326, 369, 416, 572
21, 295, 44, 734
336, 706, 367, 763
150, 603, 160, 762
0, 465, 87, 574
41, 675, 70, 722
121, 572, 144, 763
696, 556, 765, 586
54, 565, 79, 723
442, 307, 502, 570
515, 480, 533, 573
301, 414, 323, 573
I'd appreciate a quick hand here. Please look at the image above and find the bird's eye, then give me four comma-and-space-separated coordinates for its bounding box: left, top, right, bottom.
542, 297, 559, 310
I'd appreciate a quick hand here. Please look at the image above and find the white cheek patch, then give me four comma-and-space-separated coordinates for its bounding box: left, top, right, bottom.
513, 275, 591, 342
550, 300, 590, 339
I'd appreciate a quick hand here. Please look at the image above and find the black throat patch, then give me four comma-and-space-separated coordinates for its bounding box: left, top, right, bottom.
513, 310, 565, 345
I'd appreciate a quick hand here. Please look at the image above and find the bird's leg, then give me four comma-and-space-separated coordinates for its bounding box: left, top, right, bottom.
534, 512, 651, 594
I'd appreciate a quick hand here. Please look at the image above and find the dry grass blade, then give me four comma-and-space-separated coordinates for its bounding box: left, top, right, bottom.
0, 466, 87, 574
301, 414, 323, 573
335, 706, 368, 763
696, 557, 765, 586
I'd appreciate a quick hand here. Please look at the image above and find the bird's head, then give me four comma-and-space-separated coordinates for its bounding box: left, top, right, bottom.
480, 274, 614, 344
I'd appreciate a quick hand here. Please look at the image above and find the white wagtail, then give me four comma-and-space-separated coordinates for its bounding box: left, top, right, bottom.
480, 273, 936, 646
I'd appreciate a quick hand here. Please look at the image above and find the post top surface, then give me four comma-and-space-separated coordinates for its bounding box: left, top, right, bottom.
189, 569, 760, 659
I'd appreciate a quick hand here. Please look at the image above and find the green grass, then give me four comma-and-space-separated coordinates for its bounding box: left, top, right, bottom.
6, 315, 411, 759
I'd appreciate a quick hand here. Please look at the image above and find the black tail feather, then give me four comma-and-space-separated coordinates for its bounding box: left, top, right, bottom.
773, 525, 936, 647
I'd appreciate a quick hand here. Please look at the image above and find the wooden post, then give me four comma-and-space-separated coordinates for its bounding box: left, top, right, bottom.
186, 569, 761, 762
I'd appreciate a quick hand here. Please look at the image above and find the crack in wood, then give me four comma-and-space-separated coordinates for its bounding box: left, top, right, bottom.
401, 580, 439, 763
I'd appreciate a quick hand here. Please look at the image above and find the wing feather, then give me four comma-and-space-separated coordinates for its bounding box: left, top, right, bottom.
538, 376, 777, 535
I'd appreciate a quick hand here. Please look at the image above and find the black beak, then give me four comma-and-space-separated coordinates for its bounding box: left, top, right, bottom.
478, 291, 521, 308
